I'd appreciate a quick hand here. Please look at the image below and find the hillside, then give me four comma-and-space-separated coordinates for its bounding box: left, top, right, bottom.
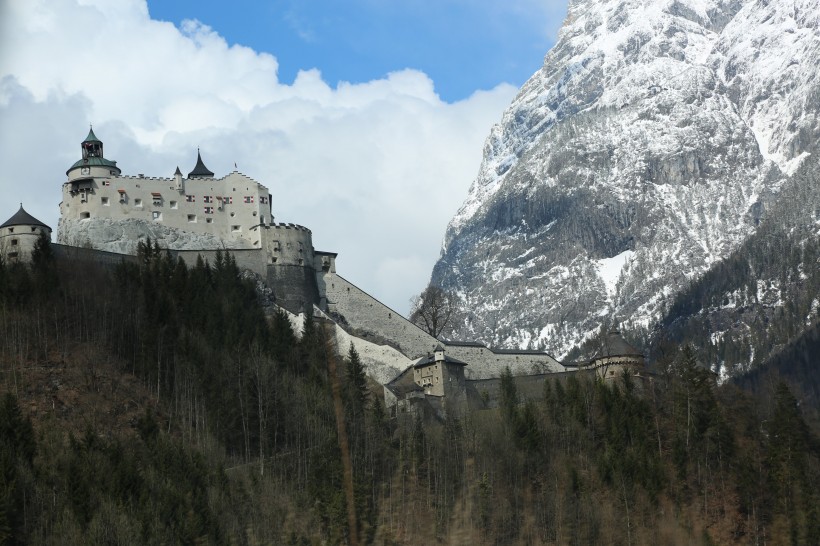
2, 244, 820, 544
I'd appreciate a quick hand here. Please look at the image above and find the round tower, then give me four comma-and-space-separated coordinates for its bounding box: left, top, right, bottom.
61, 128, 121, 224
0, 205, 52, 263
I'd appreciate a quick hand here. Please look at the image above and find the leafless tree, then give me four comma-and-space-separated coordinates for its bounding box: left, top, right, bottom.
409, 285, 460, 339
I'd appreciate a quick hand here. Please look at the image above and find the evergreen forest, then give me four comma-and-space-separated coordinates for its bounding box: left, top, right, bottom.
1, 236, 819, 545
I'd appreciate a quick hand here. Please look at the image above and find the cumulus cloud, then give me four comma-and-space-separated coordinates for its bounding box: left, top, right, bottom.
0, 0, 518, 314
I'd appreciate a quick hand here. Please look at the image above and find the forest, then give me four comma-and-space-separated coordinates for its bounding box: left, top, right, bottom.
1, 235, 819, 545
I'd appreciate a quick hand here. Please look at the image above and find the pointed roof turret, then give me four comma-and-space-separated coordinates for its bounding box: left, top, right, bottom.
596, 330, 643, 358
188, 149, 214, 178
84, 125, 101, 143
1, 204, 51, 232
174, 166, 182, 176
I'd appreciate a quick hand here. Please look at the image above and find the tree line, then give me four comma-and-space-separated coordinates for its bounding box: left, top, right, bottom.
1, 236, 819, 544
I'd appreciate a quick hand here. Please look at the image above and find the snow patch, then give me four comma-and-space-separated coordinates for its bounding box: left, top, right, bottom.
595, 250, 634, 299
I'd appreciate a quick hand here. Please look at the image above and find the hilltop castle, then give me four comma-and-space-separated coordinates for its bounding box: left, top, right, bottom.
2, 129, 648, 420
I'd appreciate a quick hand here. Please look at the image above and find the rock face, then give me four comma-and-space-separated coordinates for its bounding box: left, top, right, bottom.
432, 0, 820, 357
58, 218, 253, 254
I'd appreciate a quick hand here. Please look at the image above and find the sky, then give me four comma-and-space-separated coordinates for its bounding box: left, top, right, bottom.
0, 0, 567, 314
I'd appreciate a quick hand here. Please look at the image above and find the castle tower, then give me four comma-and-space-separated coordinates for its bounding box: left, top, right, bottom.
0, 205, 52, 263
66, 127, 121, 182
588, 330, 646, 381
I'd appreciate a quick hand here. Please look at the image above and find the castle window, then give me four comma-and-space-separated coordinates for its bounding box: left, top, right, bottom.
252, 211, 257, 216
101, 197, 109, 206
230, 212, 235, 217
223, 196, 233, 204
186, 195, 195, 202
80, 212, 90, 219
204, 195, 213, 203
206, 218, 213, 224
187, 214, 197, 223
134, 199, 142, 207
244, 196, 254, 204
260, 196, 268, 204
231, 225, 241, 232
169, 201, 178, 209
101, 180, 110, 186
204, 206, 214, 214
8, 228, 13, 233
7, 252, 17, 259
151, 192, 162, 205
152, 211, 162, 221
10, 239, 18, 246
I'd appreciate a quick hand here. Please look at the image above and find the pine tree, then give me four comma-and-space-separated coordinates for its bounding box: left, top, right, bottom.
345, 343, 368, 414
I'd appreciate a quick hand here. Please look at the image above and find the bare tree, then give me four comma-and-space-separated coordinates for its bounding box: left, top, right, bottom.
409, 285, 460, 338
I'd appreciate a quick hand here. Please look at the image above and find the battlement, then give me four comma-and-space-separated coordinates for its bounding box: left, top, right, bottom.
271, 222, 311, 233
118, 175, 174, 182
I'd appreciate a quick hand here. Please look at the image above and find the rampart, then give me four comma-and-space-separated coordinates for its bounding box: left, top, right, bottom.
319, 272, 440, 359
171, 248, 267, 277
443, 342, 565, 379
466, 370, 591, 409
53, 244, 138, 267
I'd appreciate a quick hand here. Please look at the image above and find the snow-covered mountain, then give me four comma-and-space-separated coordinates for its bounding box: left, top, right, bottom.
431, 0, 820, 358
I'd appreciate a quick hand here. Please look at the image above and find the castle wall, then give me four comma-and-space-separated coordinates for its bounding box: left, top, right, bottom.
170, 248, 268, 278
267, 264, 321, 314
319, 272, 440, 359
60, 172, 271, 249
52, 244, 138, 267
466, 370, 590, 410
444, 345, 565, 379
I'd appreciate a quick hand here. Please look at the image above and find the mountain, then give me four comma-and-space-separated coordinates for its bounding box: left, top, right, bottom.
654, 152, 820, 380
431, 0, 820, 359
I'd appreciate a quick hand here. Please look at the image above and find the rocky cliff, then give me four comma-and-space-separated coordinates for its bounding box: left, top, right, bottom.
431, 0, 820, 358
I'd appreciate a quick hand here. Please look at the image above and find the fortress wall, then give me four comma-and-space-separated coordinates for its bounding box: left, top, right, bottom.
171, 248, 268, 278
267, 263, 321, 314
444, 345, 565, 379
467, 370, 589, 409
61, 172, 271, 249
323, 319, 412, 384
320, 272, 439, 359
52, 244, 138, 266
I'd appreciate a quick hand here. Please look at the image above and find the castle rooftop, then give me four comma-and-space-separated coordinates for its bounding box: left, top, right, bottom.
1, 205, 51, 231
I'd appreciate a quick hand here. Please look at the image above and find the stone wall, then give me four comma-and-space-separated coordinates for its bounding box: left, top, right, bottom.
52, 244, 138, 267
444, 344, 565, 380
171, 248, 267, 277
320, 272, 440, 359
466, 370, 591, 409
267, 263, 321, 314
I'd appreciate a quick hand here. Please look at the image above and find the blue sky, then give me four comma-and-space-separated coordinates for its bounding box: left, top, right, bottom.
0, 0, 567, 314
147, 0, 565, 102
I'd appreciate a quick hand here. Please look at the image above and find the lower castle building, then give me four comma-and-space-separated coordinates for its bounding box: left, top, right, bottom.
3, 129, 648, 420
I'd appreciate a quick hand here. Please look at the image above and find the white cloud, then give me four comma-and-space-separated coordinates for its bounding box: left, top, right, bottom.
0, 0, 517, 314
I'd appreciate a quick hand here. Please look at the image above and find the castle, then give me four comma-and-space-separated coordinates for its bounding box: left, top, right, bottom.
2, 129, 648, 419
